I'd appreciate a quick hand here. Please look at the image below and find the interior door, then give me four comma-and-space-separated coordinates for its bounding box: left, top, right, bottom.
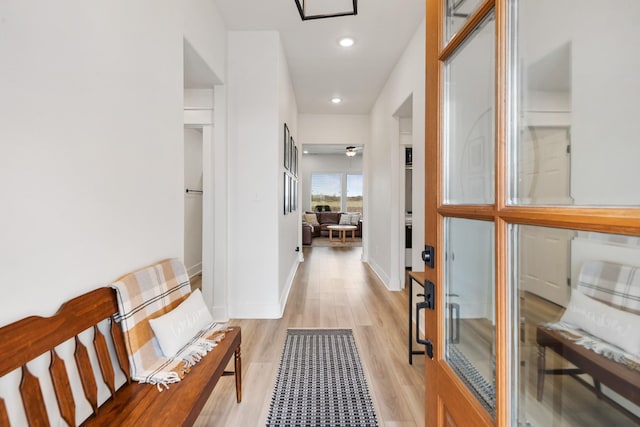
518, 226, 572, 307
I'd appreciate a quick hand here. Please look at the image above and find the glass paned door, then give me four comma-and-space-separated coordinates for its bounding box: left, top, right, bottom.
424, 1, 640, 427
508, 1, 640, 426
510, 0, 640, 207
445, 218, 496, 417
511, 226, 640, 426
445, 0, 487, 42
444, 12, 495, 205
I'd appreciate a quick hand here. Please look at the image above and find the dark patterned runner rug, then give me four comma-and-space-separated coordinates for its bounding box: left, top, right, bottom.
266, 329, 378, 426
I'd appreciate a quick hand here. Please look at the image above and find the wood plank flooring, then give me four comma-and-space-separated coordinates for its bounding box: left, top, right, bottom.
194, 247, 426, 426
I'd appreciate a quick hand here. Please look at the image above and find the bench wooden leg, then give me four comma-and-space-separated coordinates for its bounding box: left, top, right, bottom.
235, 345, 242, 403
537, 344, 546, 401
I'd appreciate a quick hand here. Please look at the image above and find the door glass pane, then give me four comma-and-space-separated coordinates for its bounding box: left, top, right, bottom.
346, 174, 363, 213
445, 218, 496, 418
511, 225, 640, 426
510, 0, 640, 207
444, 12, 495, 205
445, 0, 485, 43
311, 173, 341, 212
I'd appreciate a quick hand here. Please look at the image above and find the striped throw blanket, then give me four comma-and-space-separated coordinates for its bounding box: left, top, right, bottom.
544, 259, 640, 373
111, 258, 227, 390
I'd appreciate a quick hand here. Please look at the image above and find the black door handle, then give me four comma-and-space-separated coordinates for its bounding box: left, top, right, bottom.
416, 300, 434, 359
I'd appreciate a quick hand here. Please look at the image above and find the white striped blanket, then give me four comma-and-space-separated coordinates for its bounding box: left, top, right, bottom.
111, 258, 226, 390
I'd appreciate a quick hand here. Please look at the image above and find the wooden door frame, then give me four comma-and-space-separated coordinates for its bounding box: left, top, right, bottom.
424, 0, 640, 426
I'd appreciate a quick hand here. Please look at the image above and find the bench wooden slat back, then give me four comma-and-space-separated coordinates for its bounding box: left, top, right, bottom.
0, 288, 120, 377
20, 366, 49, 426
0, 399, 10, 426
0, 287, 127, 426
110, 320, 131, 384
75, 336, 99, 415
50, 350, 76, 427
94, 326, 116, 396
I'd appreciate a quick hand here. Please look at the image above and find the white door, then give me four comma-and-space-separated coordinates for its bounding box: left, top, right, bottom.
518, 226, 573, 306
518, 126, 572, 205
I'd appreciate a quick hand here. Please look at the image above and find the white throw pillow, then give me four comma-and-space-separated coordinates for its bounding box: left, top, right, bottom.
560, 290, 640, 355
347, 212, 361, 225
339, 214, 351, 225
149, 289, 214, 357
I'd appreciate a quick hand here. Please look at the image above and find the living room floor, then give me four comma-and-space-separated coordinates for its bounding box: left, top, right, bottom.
194, 246, 425, 426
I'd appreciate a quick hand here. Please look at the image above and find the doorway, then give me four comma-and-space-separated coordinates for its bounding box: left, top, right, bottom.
184, 127, 204, 283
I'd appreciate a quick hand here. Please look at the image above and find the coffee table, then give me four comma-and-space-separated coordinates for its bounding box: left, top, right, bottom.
326, 225, 357, 243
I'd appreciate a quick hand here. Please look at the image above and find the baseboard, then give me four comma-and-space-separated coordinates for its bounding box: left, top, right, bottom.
366, 259, 391, 290
278, 259, 299, 317
187, 262, 202, 278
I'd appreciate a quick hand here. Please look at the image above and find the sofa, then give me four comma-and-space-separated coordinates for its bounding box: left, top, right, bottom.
302, 211, 362, 245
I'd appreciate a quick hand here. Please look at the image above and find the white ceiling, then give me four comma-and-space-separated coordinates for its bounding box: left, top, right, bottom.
214, 0, 425, 114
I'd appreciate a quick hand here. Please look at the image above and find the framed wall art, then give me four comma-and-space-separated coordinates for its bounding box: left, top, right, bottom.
284, 123, 290, 171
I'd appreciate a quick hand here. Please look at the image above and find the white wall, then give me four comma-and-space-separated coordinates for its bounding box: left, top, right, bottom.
367, 19, 426, 290
184, 128, 203, 276
277, 40, 301, 302
227, 31, 298, 318
0, 1, 183, 327
300, 153, 363, 213
183, 0, 227, 83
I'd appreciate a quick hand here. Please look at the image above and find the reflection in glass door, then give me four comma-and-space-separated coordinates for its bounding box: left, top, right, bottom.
445, 218, 496, 417
509, 1, 640, 425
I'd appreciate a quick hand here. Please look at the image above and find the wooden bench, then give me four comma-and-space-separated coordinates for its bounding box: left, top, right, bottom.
535, 259, 640, 423
0, 287, 241, 426
536, 326, 639, 421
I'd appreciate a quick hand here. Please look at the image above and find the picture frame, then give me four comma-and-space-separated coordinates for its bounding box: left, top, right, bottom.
292, 178, 298, 211
288, 135, 294, 174
284, 123, 290, 170
293, 145, 298, 177
284, 172, 290, 215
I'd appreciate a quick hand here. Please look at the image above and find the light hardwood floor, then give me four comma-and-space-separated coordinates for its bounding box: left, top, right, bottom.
194, 246, 426, 426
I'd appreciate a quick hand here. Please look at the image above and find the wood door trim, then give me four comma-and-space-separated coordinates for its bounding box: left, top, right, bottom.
438, 360, 496, 427
424, 0, 442, 426
437, 205, 640, 236
497, 207, 640, 235
494, 0, 511, 421
439, 0, 496, 62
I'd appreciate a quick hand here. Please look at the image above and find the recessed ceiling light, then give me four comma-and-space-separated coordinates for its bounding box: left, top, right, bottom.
338, 37, 355, 48
303, 150, 309, 154
331, 97, 343, 104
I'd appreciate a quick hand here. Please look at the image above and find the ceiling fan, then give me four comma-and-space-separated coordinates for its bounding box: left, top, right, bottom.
345, 145, 363, 157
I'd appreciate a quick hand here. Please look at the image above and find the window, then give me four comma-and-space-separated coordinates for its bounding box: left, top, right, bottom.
310, 173, 363, 212
311, 173, 342, 212
346, 174, 363, 213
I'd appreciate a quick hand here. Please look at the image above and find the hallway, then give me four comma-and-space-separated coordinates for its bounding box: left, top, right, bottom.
195, 246, 426, 426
